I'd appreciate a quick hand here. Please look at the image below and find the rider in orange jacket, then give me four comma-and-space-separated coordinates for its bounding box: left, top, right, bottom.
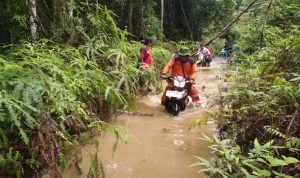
161, 47, 200, 104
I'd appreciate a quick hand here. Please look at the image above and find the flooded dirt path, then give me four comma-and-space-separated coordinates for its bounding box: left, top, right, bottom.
63, 58, 226, 178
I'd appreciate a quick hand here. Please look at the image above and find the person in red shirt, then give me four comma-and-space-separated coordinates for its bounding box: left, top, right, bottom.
204, 43, 213, 67
139, 38, 153, 70
160, 47, 200, 104
204, 43, 213, 58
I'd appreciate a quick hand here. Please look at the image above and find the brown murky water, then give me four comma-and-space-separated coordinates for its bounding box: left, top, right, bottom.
62, 58, 226, 178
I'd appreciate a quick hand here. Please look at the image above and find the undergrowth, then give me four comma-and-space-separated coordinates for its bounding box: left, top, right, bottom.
0, 1, 175, 176
0, 40, 123, 177
192, 0, 300, 177
0, 38, 171, 177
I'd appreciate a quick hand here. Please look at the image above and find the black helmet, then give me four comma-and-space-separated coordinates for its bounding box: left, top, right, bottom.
144, 37, 153, 45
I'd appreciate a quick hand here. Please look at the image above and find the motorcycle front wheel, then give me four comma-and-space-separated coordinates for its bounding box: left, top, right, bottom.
197, 61, 202, 67
165, 101, 180, 116
179, 100, 187, 111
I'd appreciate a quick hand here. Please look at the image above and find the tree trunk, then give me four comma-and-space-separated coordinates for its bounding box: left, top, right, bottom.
27, 0, 38, 40
206, 0, 258, 45
128, 0, 133, 33
260, 0, 273, 47
68, 8, 73, 17
6, 0, 13, 42
67, 0, 75, 17
160, 0, 164, 29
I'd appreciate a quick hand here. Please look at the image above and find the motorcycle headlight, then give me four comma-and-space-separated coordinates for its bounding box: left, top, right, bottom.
179, 81, 186, 88
174, 80, 180, 87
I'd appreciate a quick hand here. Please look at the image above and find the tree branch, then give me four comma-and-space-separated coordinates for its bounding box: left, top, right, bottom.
206, 0, 259, 45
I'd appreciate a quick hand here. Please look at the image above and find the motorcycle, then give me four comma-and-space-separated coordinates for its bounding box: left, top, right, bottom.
162, 76, 191, 116
197, 55, 211, 67
219, 48, 229, 58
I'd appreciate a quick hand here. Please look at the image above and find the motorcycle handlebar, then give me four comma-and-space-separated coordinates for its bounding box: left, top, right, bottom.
161, 76, 194, 84
160, 75, 173, 80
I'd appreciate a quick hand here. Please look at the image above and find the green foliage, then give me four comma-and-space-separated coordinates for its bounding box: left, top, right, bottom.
88, 153, 105, 178
191, 0, 236, 40
151, 46, 172, 73
0, 27, 171, 177
194, 0, 300, 177
233, 16, 283, 53
87, 140, 105, 178
82, 4, 123, 44
0, 0, 184, 177
0, 0, 29, 42
141, 16, 164, 40
0, 0, 238, 43
0, 39, 143, 177
216, 31, 300, 145
269, 0, 300, 29
0, 148, 23, 178
25, 150, 40, 170
58, 152, 69, 170
192, 137, 300, 178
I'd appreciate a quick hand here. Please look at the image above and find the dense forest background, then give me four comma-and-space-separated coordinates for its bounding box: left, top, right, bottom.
0, 0, 237, 43
0, 0, 299, 178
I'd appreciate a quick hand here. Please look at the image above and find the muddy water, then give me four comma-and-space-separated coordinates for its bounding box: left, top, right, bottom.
62, 58, 226, 178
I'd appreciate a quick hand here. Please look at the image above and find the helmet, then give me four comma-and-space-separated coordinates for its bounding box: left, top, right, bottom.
178, 47, 190, 56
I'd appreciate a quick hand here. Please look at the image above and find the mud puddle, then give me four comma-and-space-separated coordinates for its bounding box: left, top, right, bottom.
62, 58, 226, 178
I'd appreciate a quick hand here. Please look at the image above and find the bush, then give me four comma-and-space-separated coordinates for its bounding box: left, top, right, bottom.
141, 16, 164, 40
0, 40, 133, 177
193, 136, 300, 178
192, 0, 300, 177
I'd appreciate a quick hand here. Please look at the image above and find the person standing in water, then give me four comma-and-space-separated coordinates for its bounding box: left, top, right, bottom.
139, 38, 153, 70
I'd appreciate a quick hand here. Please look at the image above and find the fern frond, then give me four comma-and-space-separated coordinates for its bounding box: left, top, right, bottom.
0, 91, 38, 145
11, 81, 24, 100
264, 126, 287, 139
289, 137, 300, 149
